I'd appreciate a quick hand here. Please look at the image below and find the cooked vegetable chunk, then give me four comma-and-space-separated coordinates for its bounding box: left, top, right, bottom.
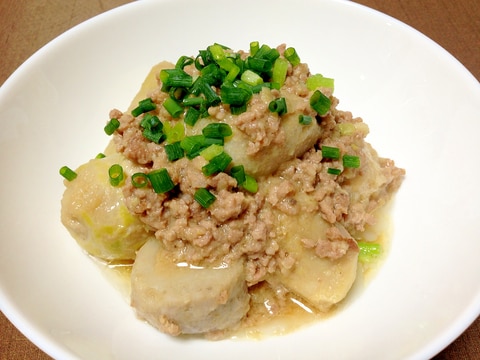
61, 153, 150, 262
271, 212, 359, 311
131, 239, 250, 336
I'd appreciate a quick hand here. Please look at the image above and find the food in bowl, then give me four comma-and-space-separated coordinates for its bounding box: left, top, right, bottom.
60, 42, 404, 338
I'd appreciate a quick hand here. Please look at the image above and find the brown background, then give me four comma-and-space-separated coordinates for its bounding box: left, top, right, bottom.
0, 0, 479, 359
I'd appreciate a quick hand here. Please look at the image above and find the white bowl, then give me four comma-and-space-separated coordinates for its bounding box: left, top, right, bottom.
1, 0, 479, 359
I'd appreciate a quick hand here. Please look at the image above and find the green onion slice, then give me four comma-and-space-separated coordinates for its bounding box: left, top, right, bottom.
230, 165, 246, 185
272, 58, 289, 88
240, 69, 263, 86
202, 151, 232, 176
220, 83, 252, 106
108, 164, 124, 186
284, 47, 301, 66
95, 153, 106, 159
200, 144, 224, 161
184, 107, 201, 127
202, 123, 232, 139
131, 172, 149, 188
322, 146, 340, 160
104, 118, 120, 135
343, 154, 361, 168
194, 188, 216, 208
59, 166, 77, 181
269, 97, 287, 116
131, 98, 157, 117
165, 141, 185, 162
243, 174, 258, 193
163, 97, 183, 118
358, 241, 382, 263
327, 167, 342, 175
310, 90, 331, 116
306, 74, 335, 91
299, 114, 313, 125
159, 68, 193, 89
148, 168, 175, 194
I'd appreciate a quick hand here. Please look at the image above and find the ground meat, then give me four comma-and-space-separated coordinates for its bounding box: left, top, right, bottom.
111, 44, 404, 290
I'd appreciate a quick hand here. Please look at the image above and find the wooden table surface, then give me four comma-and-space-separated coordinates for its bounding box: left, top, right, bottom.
0, 0, 479, 359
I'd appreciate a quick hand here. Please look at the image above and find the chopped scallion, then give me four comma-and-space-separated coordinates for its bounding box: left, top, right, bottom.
163, 97, 183, 118
327, 167, 342, 175
299, 114, 313, 125
108, 164, 124, 186
95, 153, 106, 159
194, 188, 216, 208
338, 123, 356, 136
148, 168, 175, 194
131, 98, 157, 117
175, 55, 194, 70
163, 121, 185, 143
165, 141, 185, 161
272, 58, 289, 88
322, 146, 340, 160
131, 172, 149, 188
182, 96, 205, 107
358, 241, 382, 263
306, 74, 334, 91
343, 154, 361, 168
180, 135, 207, 159
200, 144, 224, 161
243, 174, 258, 193
240, 69, 264, 86
249, 41, 260, 56
159, 68, 193, 89
220, 83, 252, 106
202, 151, 232, 176
284, 47, 301, 66
59, 166, 77, 181
184, 107, 201, 127
269, 97, 287, 116
202, 123, 232, 138
230, 165, 246, 185
310, 90, 331, 116
104, 118, 120, 135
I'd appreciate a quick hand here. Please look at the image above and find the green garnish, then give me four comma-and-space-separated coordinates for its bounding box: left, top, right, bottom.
147, 168, 175, 194
131, 172, 149, 188
269, 97, 287, 116
194, 188, 216, 208
343, 155, 361, 168
358, 241, 382, 263
165, 141, 185, 162
108, 164, 124, 186
327, 168, 342, 175
299, 114, 313, 125
284, 47, 301, 66
321, 146, 340, 160
202, 152, 232, 176
59, 166, 77, 181
202, 123, 232, 139
104, 118, 120, 135
131, 98, 157, 117
310, 90, 331, 116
